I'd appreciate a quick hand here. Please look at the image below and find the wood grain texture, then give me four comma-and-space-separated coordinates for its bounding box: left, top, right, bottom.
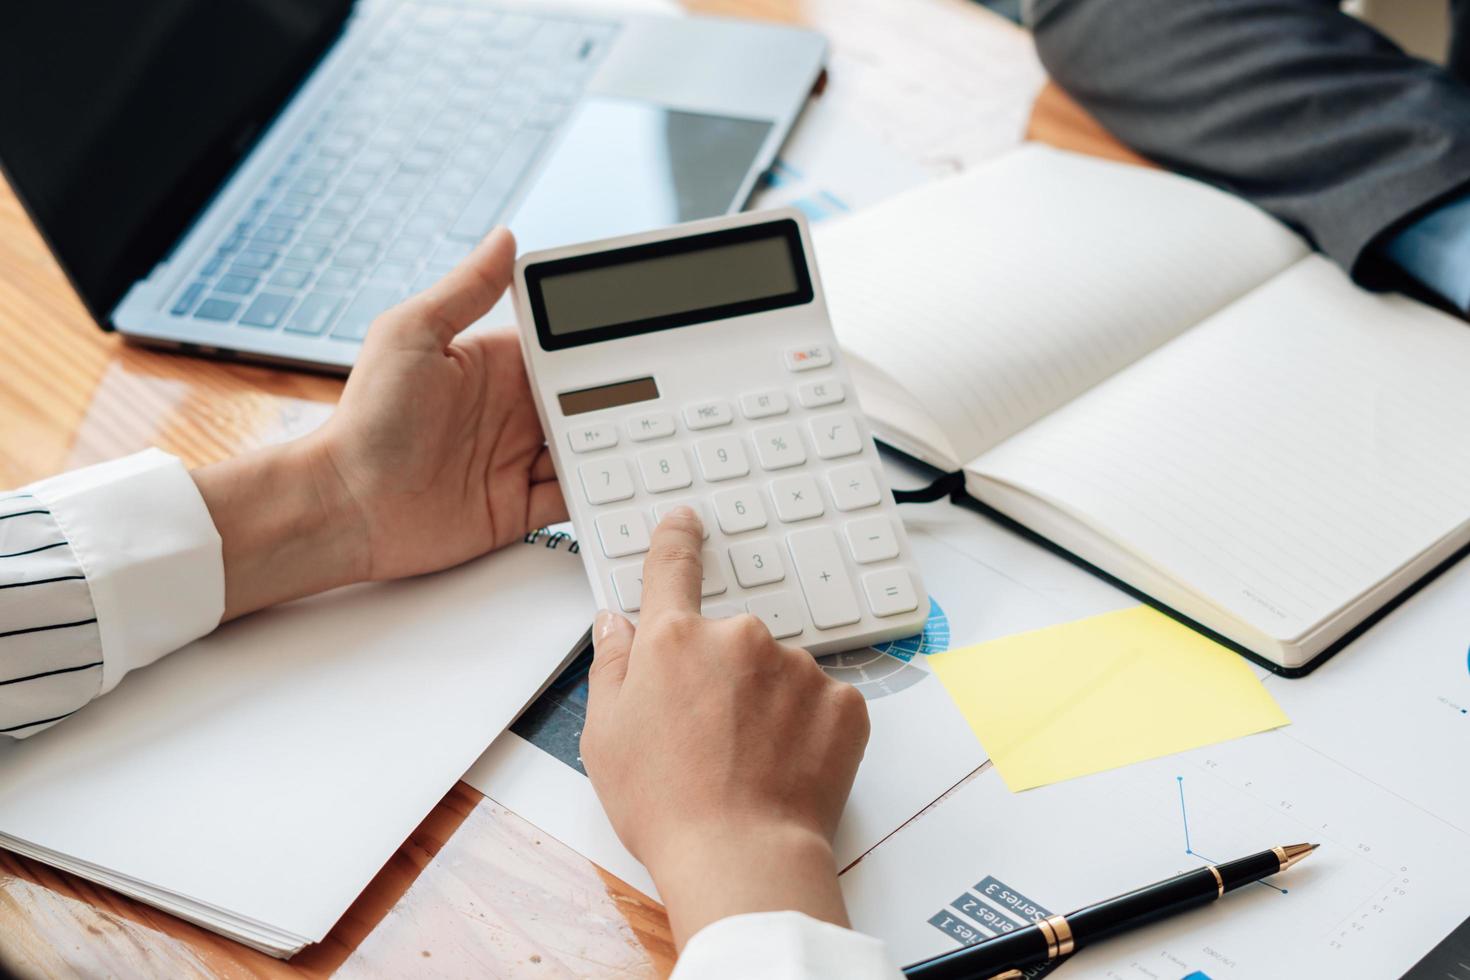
0, 0, 1090, 975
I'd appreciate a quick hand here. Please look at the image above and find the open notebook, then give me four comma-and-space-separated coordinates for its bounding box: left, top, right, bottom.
817, 145, 1470, 674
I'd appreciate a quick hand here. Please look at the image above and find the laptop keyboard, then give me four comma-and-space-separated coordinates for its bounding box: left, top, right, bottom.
169, 4, 615, 343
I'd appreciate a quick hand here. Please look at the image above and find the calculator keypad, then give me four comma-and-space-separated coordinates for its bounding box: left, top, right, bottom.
560, 353, 920, 650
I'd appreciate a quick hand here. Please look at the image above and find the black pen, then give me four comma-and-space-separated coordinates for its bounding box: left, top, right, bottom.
903, 843, 1318, 980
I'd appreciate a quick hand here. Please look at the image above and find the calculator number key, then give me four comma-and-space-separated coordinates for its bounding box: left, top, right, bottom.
746, 591, 804, 639
653, 499, 712, 539
787, 527, 861, 629
809, 413, 864, 460
797, 380, 845, 408
845, 516, 899, 563
771, 473, 824, 523
753, 422, 807, 470
626, 411, 676, 442
729, 538, 786, 588
863, 568, 919, 617
580, 458, 635, 504
567, 422, 618, 453
611, 564, 644, 612
695, 434, 750, 482
826, 463, 882, 512
713, 486, 769, 534
784, 344, 832, 372
740, 390, 789, 419
684, 400, 734, 430
596, 509, 651, 558
638, 446, 693, 493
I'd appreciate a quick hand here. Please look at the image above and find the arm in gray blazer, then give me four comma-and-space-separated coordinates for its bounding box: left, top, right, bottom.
1027, 0, 1470, 287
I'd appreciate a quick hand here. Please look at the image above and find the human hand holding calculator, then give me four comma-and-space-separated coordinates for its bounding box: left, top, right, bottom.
511, 210, 928, 654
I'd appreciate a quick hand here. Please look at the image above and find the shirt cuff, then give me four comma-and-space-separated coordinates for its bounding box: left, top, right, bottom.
1381, 192, 1470, 311
672, 911, 902, 980
24, 449, 224, 694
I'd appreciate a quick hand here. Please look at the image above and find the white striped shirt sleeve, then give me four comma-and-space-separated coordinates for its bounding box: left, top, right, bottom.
671, 912, 902, 980
1, 450, 224, 737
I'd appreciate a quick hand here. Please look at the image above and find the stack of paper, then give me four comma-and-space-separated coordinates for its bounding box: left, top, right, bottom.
0, 537, 593, 956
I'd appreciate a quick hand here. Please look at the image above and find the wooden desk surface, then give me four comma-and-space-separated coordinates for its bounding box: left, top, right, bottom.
0, 2, 1131, 976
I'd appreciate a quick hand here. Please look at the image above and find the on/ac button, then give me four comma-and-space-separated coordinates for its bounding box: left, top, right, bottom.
783, 345, 833, 372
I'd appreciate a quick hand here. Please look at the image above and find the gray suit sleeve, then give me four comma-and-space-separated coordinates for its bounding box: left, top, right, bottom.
1027, 0, 1470, 284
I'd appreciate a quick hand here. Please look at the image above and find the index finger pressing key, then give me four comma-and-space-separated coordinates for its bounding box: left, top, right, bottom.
639, 506, 705, 618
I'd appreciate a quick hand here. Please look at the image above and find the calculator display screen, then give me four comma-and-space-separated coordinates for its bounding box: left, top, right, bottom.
558, 377, 660, 416
525, 219, 813, 351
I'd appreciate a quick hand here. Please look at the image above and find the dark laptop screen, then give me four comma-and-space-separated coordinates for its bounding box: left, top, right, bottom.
0, 1, 350, 324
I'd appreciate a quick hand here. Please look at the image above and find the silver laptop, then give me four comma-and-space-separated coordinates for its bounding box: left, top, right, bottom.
0, 1, 825, 372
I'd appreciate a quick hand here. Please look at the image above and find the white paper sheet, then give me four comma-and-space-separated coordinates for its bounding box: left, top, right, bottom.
0, 537, 593, 955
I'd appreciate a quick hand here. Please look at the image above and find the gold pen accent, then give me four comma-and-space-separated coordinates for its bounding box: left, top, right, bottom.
984, 971, 1025, 980
1206, 864, 1224, 898
1043, 914, 1075, 956
1275, 842, 1319, 872
1036, 916, 1059, 959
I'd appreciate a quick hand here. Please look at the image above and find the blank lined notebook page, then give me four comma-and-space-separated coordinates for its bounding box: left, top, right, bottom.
816, 145, 1308, 463
972, 255, 1470, 644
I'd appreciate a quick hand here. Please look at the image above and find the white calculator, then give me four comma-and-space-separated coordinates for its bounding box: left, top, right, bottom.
511, 209, 929, 655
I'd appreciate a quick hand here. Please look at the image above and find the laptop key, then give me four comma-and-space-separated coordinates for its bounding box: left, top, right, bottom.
285, 292, 345, 336
200, 254, 224, 277
215, 273, 258, 295
268, 265, 312, 290
194, 297, 242, 322
318, 267, 359, 290
331, 284, 405, 342
334, 242, 378, 267
287, 242, 329, 264
232, 249, 276, 271
171, 282, 206, 316
240, 293, 293, 329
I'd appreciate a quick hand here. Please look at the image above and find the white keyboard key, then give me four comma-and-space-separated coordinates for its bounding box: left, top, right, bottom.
653, 499, 712, 539
753, 422, 807, 470
595, 508, 651, 558
746, 591, 804, 639
700, 549, 729, 597
728, 537, 787, 588
684, 400, 733, 430
695, 433, 750, 482
787, 527, 861, 629
844, 516, 899, 564
863, 568, 919, 617
784, 344, 832, 372
809, 413, 864, 460
796, 379, 845, 408
638, 446, 693, 493
580, 457, 635, 505
826, 462, 882, 512
771, 473, 824, 523
611, 564, 644, 612
566, 422, 618, 453
740, 390, 789, 419
713, 486, 769, 534
702, 602, 741, 619
626, 411, 675, 442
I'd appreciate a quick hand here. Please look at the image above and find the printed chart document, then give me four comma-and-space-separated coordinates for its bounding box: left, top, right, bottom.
840, 559, 1470, 978
466, 460, 1136, 897
0, 538, 592, 957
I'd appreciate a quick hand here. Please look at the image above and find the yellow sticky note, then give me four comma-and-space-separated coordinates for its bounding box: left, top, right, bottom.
930, 606, 1289, 792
